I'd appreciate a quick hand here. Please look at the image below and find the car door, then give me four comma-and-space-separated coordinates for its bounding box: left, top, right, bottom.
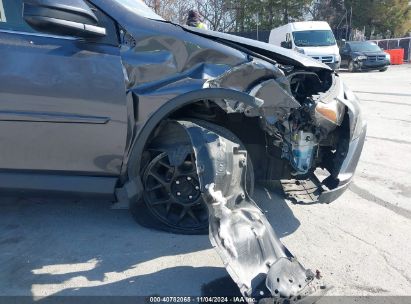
0, 0, 128, 175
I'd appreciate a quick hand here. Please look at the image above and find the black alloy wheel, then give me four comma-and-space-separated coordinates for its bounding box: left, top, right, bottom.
142, 150, 209, 232
130, 119, 254, 235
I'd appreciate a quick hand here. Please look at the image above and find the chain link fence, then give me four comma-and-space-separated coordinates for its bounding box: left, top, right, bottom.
228, 30, 411, 63
369, 38, 411, 62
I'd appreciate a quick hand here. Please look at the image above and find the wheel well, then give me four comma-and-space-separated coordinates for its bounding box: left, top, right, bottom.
143, 100, 272, 181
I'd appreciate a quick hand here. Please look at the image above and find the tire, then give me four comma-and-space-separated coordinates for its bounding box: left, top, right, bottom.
379, 67, 388, 72
348, 60, 355, 73
130, 120, 255, 235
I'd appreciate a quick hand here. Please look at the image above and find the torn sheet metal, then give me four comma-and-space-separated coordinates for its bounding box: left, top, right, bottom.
175, 120, 325, 301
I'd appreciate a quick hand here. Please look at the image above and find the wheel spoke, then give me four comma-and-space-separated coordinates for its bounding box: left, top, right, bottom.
158, 159, 173, 169
165, 202, 172, 215
187, 209, 200, 224
149, 171, 168, 185
187, 166, 197, 176
177, 207, 188, 223
151, 198, 172, 206
147, 184, 164, 192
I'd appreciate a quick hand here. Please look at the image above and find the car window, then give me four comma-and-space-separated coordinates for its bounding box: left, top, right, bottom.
349, 42, 382, 52
292, 30, 336, 47
0, 0, 119, 44
0, 0, 35, 33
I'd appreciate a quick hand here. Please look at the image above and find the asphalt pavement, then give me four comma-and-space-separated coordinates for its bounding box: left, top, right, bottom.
0, 65, 410, 301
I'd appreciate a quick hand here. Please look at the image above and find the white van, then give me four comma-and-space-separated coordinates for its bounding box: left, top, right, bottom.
269, 21, 340, 70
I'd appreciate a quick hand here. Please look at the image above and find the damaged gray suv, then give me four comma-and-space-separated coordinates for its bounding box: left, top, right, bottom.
0, 0, 366, 301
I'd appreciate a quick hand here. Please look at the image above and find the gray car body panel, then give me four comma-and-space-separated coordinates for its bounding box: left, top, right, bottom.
0, 0, 366, 200
0, 29, 128, 175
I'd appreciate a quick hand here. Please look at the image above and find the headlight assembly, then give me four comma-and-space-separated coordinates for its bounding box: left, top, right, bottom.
385, 53, 391, 62
335, 54, 341, 63
315, 99, 345, 126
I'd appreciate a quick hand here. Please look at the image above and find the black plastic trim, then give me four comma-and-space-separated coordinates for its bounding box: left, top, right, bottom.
0, 172, 117, 198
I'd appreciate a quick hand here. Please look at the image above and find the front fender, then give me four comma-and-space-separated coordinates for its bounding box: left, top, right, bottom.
117, 88, 262, 204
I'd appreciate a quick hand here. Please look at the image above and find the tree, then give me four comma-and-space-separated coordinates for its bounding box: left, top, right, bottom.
196, 0, 237, 31
144, 0, 193, 24
307, 0, 346, 28
232, 0, 310, 32
345, 0, 411, 38
373, 0, 411, 37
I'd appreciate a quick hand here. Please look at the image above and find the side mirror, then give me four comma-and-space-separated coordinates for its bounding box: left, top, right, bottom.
23, 0, 106, 38
281, 41, 292, 49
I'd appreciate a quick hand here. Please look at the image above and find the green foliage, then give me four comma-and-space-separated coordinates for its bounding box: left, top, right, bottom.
145, 0, 411, 38
345, 0, 411, 38
232, 0, 311, 31
244, 0, 411, 37
308, 0, 346, 28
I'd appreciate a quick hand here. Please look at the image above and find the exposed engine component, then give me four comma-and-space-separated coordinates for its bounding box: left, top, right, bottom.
283, 130, 318, 175
245, 70, 344, 176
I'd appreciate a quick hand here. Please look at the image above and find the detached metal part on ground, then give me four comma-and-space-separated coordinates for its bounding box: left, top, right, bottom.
171, 120, 327, 301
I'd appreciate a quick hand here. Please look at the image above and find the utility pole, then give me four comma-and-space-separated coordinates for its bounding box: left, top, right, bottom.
256, 12, 259, 41
349, 5, 353, 40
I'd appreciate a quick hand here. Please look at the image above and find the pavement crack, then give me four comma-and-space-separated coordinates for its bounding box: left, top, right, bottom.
360, 99, 411, 107
354, 91, 411, 97
366, 136, 411, 146
336, 227, 411, 285
349, 183, 411, 220
380, 253, 411, 285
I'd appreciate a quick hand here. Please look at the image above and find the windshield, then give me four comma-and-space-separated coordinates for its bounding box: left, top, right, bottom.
112, 0, 163, 20
292, 30, 336, 47
349, 42, 381, 52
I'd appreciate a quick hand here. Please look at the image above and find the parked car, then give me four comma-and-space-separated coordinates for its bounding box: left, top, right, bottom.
340, 41, 390, 72
0, 0, 366, 300
269, 21, 341, 70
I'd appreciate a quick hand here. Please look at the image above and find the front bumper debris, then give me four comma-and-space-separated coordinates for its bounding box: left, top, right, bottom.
282, 116, 367, 205
354, 59, 390, 70
173, 120, 326, 301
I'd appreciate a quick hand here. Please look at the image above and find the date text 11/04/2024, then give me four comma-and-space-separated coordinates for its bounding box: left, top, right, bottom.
148, 297, 256, 303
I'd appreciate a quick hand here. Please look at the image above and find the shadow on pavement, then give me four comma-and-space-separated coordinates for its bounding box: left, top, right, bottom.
0, 185, 300, 298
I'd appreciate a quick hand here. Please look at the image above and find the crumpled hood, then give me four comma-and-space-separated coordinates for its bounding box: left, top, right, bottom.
182, 26, 332, 71
90, 0, 330, 71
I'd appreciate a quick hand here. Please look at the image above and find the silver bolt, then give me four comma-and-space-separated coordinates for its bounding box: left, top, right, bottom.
175, 180, 180, 185
187, 177, 192, 181
195, 186, 200, 190
176, 192, 181, 196
189, 195, 193, 199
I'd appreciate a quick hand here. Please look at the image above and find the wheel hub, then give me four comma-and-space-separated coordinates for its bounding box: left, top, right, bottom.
171, 176, 201, 204
142, 151, 208, 231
